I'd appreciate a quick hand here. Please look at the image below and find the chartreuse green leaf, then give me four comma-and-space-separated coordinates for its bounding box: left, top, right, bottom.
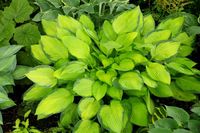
23, 85, 53, 101
41, 36, 68, 61
149, 82, 173, 97
42, 19, 57, 36
78, 97, 100, 119
14, 23, 40, 46
157, 17, 184, 36
116, 32, 138, 49
165, 106, 190, 126
175, 76, 200, 92
26, 66, 57, 87
13, 65, 31, 80
130, 52, 148, 64
112, 59, 135, 71
107, 86, 123, 100
3, 0, 33, 23
96, 69, 117, 86
0, 55, 16, 73
61, 36, 90, 59
142, 15, 155, 35
119, 71, 143, 90
100, 41, 121, 56
73, 78, 94, 97
128, 97, 148, 126
146, 62, 171, 84
99, 54, 114, 68
36, 88, 74, 119
144, 30, 171, 44
60, 103, 79, 127
103, 20, 117, 40
0, 92, 15, 109
125, 86, 147, 97
141, 72, 157, 88
56, 27, 72, 39
112, 6, 141, 34
0, 45, 23, 59
74, 120, 100, 133
98, 100, 127, 133
171, 83, 196, 101
92, 81, 107, 101
57, 15, 82, 33
174, 32, 194, 46
178, 45, 193, 57
151, 41, 180, 61
76, 29, 92, 45
54, 61, 86, 80
31, 45, 51, 64
79, 15, 95, 31
144, 91, 155, 115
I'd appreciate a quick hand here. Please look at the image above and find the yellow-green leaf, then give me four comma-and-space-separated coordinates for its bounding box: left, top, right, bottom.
142, 15, 155, 35
42, 19, 57, 36
74, 120, 100, 133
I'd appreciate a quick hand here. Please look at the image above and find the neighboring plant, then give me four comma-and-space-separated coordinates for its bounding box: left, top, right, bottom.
23, 6, 200, 132
12, 110, 42, 133
148, 105, 200, 133
33, 0, 135, 25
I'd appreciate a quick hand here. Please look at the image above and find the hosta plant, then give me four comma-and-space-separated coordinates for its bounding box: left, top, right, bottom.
24, 6, 200, 132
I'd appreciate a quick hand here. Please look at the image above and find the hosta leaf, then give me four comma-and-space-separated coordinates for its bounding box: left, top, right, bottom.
3, 0, 33, 23
175, 76, 200, 92
149, 128, 172, 133
56, 27, 72, 39
112, 6, 141, 34
36, 88, 74, 119
116, 32, 138, 49
98, 100, 127, 133
13, 65, 31, 80
0, 55, 16, 73
188, 120, 200, 133
62, 0, 80, 7
119, 71, 143, 90
191, 107, 200, 116
141, 72, 157, 88
79, 15, 94, 31
41, 36, 68, 61
154, 118, 178, 129
165, 106, 189, 126
100, 41, 121, 56
46, 0, 62, 8
107, 86, 123, 100
0, 21, 15, 42
125, 86, 147, 97
112, 59, 135, 71
26, 66, 57, 87
157, 17, 184, 36
78, 97, 100, 119
54, 61, 86, 80
142, 15, 155, 35
144, 91, 155, 115
0, 112, 2, 125
61, 36, 90, 59
144, 30, 171, 44
174, 32, 194, 46
0, 74, 14, 86
92, 81, 107, 101
60, 103, 79, 127
178, 45, 193, 57
151, 41, 180, 61
73, 78, 94, 97
0, 92, 15, 109
128, 97, 148, 126
23, 85, 53, 101
74, 120, 100, 133
31, 45, 51, 64
149, 82, 173, 97
96, 69, 117, 86
42, 19, 57, 36
146, 62, 171, 84
103, 20, 117, 40
173, 129, 192, 133
58, 15, 82, 33
166, 62, 194, 75
130, 52, 148, 64
76, 29, 92, 45
14, 23, 40, 46
0, 45, 22, 59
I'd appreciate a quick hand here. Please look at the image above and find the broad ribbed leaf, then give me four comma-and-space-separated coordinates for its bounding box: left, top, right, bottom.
154, 118, 178, 129
103, 20, 117, 40
41, 36, 68, 61
42, 19, 57, 36
0, 55, 16, 73
119, 71, 143, 90
76, 29, 92, 45
142, 15, 155, 35
166, 62, 194, 75
0, 45, 22, 59
13, 65, 31, 80
0, 74, 14, 86
144, 30, 171, 44
26, 66, 57, 87
174, 32, 194, 46
149, 128, 172, 133
98, 100, 127, 133
112, 59, 135, 71
112, 6, 141, 34
23, 85, 53, 101
36, 89, 74, 119
78, 97, 100, 119
107, 86, 123, 100
79, 15, 94, 31
73, 78, 94, 97
146, 62, 171, 84
100, 41, 121, 56
61, 36, 90, 59
149, 82, 173, 97
141, 72, 157, 88
96, 69, 117, 86
92, 81, 107, 101
0, 92, 15, 109
54, 61, 86, 80
74, 120, 100, 133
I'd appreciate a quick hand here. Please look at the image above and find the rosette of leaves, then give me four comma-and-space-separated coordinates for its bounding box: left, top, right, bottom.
0, 45, 23, 131
149, 105, 200, 133
24, 6, 200, 132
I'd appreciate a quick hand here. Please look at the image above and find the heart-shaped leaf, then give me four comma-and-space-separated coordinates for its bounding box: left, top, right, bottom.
92, 81, 107, 101
96, 69, 117, 86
